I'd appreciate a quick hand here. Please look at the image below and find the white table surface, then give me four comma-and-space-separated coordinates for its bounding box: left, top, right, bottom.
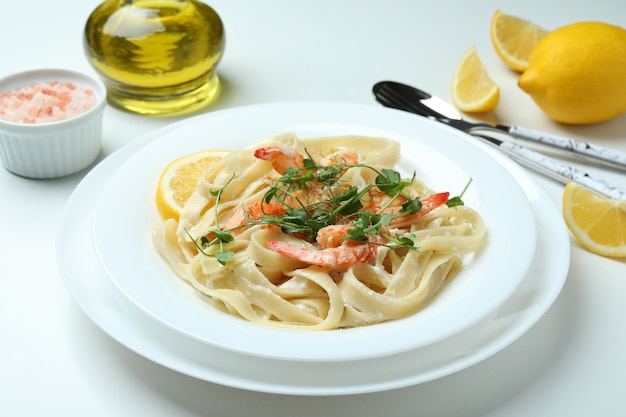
2, 1, 626, 415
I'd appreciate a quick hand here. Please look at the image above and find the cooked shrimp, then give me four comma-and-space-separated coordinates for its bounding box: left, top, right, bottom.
254, 145, 303, 174
223, 201, 287, 233
364, 190, 449, 223
267, 224, 386, 269
315, 224, 352, 248
266, 240, 378, 270
395, 192, 449, 226
254, 145, 359, 176
315, 224, 387, 248
418, 192, 449, 214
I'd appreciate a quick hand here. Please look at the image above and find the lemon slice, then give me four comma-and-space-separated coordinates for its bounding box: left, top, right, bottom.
562, 181, 626, 257
490, 10, 548, 72
155, 149, 232, 221
451, 46, 500, 112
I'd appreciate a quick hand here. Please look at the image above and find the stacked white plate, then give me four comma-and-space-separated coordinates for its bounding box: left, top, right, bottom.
57, 103, 570, 395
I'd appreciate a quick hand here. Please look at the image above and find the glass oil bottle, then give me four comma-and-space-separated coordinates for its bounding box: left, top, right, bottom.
84, 0, 225, 116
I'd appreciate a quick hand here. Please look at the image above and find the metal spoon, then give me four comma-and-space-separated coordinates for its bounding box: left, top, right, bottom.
373, 80, 626, 201
373, 80, 626, 171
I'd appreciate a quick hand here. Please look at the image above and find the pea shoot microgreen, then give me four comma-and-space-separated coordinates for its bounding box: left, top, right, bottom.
447, 178, 472, 208
186, 150, 471, 265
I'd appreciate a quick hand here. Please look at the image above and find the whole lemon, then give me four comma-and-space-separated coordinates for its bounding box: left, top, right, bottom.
518, 22, 626, 124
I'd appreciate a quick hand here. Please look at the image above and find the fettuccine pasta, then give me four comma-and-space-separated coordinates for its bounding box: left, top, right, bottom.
153, 133, 486, 330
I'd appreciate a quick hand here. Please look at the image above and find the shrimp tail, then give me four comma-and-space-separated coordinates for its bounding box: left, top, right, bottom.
254, 145, 304, 174
419, 192, 449, 215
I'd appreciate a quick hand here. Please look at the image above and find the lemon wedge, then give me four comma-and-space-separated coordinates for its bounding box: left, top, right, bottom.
490, 10, 548, 72
451, 46, 500, 113
562, 181, 626, 257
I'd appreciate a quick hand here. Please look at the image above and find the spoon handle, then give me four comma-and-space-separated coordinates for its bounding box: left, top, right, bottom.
508, 125, 626, 171
482, 136, 626, 201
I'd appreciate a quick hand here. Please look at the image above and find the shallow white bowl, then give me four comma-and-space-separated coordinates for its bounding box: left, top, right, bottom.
0, 68, 106, 179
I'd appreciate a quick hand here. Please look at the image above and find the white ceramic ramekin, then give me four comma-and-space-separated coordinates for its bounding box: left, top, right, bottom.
0, 68, 106, 179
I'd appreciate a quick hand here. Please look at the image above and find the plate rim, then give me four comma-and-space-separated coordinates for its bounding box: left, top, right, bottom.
89, 101, 538, 361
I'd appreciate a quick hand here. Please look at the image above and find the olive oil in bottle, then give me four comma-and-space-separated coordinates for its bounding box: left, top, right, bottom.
84, 0, 225, 116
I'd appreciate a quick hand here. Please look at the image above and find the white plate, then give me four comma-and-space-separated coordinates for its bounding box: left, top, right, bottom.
91, 103, 536, 361
56, 103, 569, 395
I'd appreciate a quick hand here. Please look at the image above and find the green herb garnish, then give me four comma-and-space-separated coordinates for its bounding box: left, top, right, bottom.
188, 151, 473, 264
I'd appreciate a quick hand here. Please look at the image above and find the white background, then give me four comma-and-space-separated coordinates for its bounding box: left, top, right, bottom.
1, 0, 625, 415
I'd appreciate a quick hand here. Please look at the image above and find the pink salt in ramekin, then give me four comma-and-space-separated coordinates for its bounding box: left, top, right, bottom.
0, 68, 106, 179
